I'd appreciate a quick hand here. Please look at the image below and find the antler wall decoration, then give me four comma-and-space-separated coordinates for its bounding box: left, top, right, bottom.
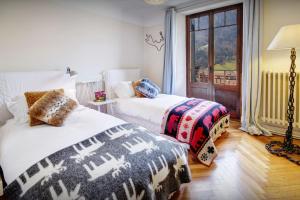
145, 31, 165, 51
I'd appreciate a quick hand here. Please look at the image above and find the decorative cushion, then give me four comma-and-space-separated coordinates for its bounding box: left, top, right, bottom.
29, 91, 77, 127
132, 80, 145, 98
24, 89, 64, 126
135, 81, 159, 98
141, 78, 161, 93
113, 81, 135, 98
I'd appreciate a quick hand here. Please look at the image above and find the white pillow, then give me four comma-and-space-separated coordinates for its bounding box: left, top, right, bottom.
65, 89, 78, 103
113, 81, 135, 98
6, 95, 29, 124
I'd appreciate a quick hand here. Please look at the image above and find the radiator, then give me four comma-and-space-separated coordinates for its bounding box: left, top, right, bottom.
260, 71, 300, 134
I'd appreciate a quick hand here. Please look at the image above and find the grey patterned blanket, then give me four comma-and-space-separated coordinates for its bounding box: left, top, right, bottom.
4, 123, 191, 200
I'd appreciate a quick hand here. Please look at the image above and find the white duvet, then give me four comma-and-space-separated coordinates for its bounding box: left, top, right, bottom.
113, 94, 187, 125
0, 106, 125, 185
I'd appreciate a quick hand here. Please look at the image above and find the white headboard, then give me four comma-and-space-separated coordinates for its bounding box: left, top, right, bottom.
0, 70, 75, 126
104, 68, 141, 99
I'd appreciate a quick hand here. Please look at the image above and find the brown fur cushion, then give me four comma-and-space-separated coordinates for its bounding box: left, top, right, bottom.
29, 91, 77, 127
132, 80, 145, 98
24, 89, 64, 126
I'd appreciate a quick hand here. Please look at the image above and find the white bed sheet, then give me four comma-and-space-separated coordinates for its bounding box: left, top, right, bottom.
0, 106, 125, 185
113, 94, 186, 125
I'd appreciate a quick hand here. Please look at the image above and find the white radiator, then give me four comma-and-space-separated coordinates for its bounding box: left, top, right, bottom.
260, 71, 300, 135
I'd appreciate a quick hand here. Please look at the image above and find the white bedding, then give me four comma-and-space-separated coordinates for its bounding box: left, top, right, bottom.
0, 105, 125, 185
113, 94, 186, 125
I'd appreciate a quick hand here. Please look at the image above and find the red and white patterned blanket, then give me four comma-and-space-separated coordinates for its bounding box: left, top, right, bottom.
161, 98, 230, 166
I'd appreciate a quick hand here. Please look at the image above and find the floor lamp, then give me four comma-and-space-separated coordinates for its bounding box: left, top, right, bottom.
265, 24, 300, 165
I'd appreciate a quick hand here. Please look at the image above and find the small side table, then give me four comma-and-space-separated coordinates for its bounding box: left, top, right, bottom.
88, 99, 116, 114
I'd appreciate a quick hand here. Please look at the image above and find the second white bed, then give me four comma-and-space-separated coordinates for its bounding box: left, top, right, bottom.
112, 94, 186, 132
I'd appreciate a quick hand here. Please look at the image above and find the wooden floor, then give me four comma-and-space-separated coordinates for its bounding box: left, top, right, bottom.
176, 121, 300, 200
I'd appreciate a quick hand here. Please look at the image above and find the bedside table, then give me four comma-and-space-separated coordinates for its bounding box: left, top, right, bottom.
88, 99, 116, 114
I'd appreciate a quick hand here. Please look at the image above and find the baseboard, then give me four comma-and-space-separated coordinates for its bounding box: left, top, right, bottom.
261, 122, 300, 139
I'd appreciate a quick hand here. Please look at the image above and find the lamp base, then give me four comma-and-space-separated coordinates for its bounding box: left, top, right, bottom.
266, 141, 300, 165
265, 48, 300, 166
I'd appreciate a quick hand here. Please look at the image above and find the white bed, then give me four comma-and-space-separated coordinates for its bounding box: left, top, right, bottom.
104, 69, 176, 133
0, 106, 124, 185
104, 69, 228, 141
105, 69, 230, 166
0, 70, 191, 199
0, 71, 125, 185
113, 94, 186, 133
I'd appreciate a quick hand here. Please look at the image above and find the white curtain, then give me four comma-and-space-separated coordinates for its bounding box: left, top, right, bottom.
163, 7, 176, 94
240, 0, 271, 135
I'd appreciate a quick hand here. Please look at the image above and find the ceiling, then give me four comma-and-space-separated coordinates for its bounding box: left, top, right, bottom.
107, 0, 193, 11
62, 0, 218, 27
101, 0, 195, 26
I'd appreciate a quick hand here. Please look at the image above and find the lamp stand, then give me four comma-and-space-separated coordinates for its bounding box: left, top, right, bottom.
265, 48, 300, 165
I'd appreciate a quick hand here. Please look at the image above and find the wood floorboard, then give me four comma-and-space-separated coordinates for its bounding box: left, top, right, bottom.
176, 121, 300, 200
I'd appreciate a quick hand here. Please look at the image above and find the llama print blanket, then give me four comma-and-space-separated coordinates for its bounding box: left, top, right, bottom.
4, 124, 191, 200
161, 98, 230, 166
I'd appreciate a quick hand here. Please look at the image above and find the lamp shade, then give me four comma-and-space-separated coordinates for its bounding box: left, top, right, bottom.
267, 24, 300, 50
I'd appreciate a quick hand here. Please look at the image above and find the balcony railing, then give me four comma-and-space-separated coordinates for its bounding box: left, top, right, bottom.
195, 70, 237, 85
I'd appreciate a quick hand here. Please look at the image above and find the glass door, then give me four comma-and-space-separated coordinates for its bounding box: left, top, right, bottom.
186, 4, 242, 119
188, 14, 212, 100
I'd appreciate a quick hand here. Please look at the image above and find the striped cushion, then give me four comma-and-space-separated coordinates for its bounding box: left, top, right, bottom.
135, 79, 160, 98
141, 78, 161, 93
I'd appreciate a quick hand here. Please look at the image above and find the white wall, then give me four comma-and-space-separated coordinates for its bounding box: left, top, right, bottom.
142, 13, 187, 96
0, 0, 144, 81
3, 0, 297, 92
262, 0, 300, 72
0, 0, 186, 96
143, 25, 165, 88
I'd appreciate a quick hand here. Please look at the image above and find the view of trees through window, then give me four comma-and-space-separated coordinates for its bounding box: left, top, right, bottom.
214, 10, 237, 85
190, 9, 238, 86
192, 29, 209, 83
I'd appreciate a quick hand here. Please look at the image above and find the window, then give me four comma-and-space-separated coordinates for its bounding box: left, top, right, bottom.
186, 4, 242, 119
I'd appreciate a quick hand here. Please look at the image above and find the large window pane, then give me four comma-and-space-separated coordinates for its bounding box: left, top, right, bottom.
187, 5, 241, 118
214, 12, 224, 27
190, 29, 209, 83
225, 10, 237, 25
199, 16, 209, 29
214, 25, 237, 85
